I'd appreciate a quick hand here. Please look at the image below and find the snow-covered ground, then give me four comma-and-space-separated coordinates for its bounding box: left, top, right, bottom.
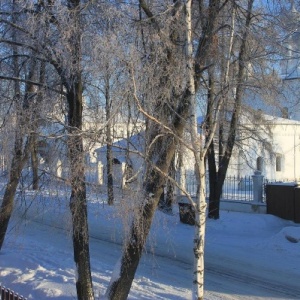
1, 186, 300, 299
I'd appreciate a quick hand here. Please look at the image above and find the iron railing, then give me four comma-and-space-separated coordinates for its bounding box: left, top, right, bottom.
184, 173, 297, 202
0, 286, 27, 300
185, 174, 254, 201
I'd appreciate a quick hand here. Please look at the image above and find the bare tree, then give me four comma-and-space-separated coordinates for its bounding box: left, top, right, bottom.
0, 1, 94, 298
105, 1, 222, 299
1, 1, 294, 299
61, 1, 94, 298
205, 0, 292, 219
0, 0, 43, 249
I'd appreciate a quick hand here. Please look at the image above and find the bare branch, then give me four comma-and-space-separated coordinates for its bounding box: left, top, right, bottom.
0, 75, 66, 95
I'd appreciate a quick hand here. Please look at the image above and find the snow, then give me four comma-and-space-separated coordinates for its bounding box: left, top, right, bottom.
1, 187, 300, 299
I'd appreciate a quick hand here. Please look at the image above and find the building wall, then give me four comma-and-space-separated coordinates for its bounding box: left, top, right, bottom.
178, 117, 300, 182
236, 120, 300, 181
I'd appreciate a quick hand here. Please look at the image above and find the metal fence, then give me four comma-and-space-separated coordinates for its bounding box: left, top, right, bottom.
0, 286, 27, 300
185, 174, 254, 201
184, 173, 297, 202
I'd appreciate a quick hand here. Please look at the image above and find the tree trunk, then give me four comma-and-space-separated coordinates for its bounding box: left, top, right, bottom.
67, 83, 94, 300
207, 0, 254, 219
105, 72, 114, 205
106, 144, 114, 205
105, 132, 179, 300
0, 6, 37, 249
65, 1, 94, 299
158, 156, 175, 213
0, 69, 35, 249
0, 137, 31, 250
31, 135, 39, 190
207, 142, 220, 219
185, 0, 221, 297
193, 156, 207, 300
105, 0, 221, 297
30, 59, 46, 191
206, 64, 221, 219
165, 155, 175, 213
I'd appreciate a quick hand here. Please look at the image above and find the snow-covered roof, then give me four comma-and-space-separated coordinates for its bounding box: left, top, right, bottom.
95, 132, 145, 155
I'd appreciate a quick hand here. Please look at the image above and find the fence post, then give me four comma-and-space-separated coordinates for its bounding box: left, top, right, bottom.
252, 170, 264, 203
121, 162, 126, 189
0, 285, 27, 300
56, 159, 62, 178
97, 161, 103, 185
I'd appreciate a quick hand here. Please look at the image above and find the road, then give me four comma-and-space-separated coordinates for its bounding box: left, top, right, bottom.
30, 219, 300, 299
6, 199, 300, 300
204, 262, 300, 300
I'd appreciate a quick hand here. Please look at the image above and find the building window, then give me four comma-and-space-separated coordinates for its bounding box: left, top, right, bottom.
256, 156, 264, 172
276, 154, 282, 172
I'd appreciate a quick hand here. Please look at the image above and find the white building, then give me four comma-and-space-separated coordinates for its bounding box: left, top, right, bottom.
93, 112, 300, 192
233, 114, 300, 181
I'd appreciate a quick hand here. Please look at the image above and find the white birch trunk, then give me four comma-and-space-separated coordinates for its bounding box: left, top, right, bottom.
194, 157, 206, 300
185, 1, 207, 299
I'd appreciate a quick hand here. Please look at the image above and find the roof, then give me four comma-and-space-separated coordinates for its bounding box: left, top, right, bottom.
95, 132, 145, 154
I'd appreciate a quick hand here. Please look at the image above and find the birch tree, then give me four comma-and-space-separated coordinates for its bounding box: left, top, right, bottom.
105, 1, 222, 299
1, 1, 290, 299
185, 0, 208, 297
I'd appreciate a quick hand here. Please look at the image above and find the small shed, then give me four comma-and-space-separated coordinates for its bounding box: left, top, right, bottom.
95, 133, 145, 188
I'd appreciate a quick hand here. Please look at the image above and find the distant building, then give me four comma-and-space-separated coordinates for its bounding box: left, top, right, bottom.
231, 114, 300, 181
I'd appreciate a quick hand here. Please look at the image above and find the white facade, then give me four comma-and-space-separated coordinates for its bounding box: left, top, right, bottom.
93, 113, 300, 189
174, 114, 300, 182
237, 116, 300, 181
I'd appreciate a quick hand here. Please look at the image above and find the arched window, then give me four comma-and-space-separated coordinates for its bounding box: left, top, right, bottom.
276, 154, 282, 172
256, 156, 264, 172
